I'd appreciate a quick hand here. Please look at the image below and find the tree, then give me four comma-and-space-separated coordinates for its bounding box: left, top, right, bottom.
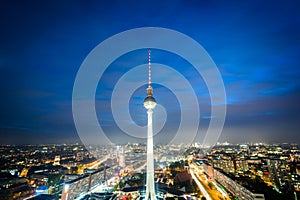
0, 190, 14, 200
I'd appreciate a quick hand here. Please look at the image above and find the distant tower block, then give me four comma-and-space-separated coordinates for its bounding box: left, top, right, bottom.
54, 155, 60, 166
144, 50, 157, 200
119, 147, 126, 168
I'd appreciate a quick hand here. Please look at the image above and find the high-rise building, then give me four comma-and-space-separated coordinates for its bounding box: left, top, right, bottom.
119, 146, 126, 168
267, 159, 292, 191
144, 50, 157, 200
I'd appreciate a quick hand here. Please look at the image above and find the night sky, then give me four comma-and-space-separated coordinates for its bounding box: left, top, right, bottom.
1, 1, 300, 145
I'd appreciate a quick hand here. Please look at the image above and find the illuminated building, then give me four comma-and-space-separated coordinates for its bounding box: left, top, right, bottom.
267, 159, 292, 191
119, 153, 125, 168
61, 166, 114, 200
201, 163, 265, 200
53, 155, 60, 166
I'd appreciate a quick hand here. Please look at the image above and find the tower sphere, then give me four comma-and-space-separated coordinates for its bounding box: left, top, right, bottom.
144, 95, 156, 109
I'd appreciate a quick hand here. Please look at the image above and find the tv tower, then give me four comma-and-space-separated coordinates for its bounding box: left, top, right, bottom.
144, 50, 157, 200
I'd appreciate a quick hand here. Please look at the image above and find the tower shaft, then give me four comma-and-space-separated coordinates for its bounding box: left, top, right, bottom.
145, 109, 156, 200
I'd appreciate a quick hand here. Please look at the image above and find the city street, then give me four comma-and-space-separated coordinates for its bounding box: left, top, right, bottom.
189, 164, 231, 200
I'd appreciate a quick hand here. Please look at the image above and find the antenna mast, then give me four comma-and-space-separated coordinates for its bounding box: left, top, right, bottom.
147, 50, 153, 96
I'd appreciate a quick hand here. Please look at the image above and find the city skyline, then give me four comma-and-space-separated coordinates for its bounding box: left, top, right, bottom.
0, 1, 300, 145
1, 142, 299, 199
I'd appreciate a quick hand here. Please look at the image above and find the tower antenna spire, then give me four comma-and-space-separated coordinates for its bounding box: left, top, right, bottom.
147, 50, 153, 96
148, 49, 151, 88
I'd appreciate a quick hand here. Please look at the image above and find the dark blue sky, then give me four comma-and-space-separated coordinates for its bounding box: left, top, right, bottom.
0, 1, 299, 144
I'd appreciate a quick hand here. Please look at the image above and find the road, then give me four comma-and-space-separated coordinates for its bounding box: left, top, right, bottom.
89, 155, 110, 169
189, 164, 231, 200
